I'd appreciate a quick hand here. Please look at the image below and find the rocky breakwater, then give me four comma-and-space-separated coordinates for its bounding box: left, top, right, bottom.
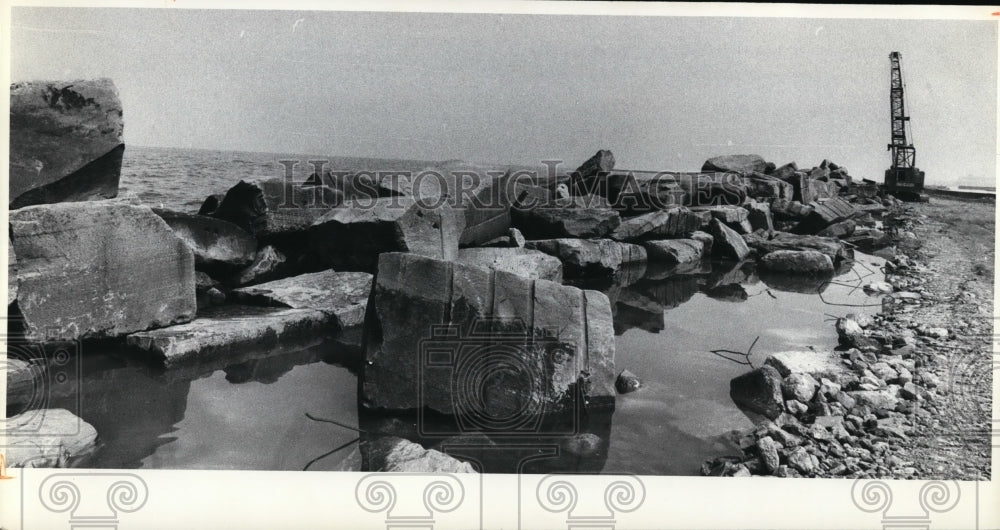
10, 79, 124, 209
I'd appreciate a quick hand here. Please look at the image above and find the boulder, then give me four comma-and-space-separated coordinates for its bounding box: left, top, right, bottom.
210, 178, 342, 239
786, 173, 816, 204
769, 198, 814, 221
802, 198, 857, 232
526, 239, 647, 277
691, 205, 752, 234
514, 207, 620, 239
571, 150, 615, 196
745, 202, 775, 232
690, 230, 714, 255
615, 370, 641, 394
782, 373, 819, 403
230, 270, 373, 329
361, 436, 475, 473
153, 208, 257, 270
701, 154, 767, 175
8, 240, 18, 306
10, 79, 123, 209
818, 219, 856, 239
361, 252, 616, 415
10, 199, 196, 342
743, 231, 853, 265
672, 172, 748, 207
772, 162, 798, 180
746, 172, 794, 199
603, 171, 685, 212
730, 365, 784, 420
836, 317, 876, 349
609, 207, 709, 241
708, 218, 750, 260
5, 409, 98, 468
234, 245, 287, 286
197, 193, 226, 215
127, 305, 333, 367
456, 247, 563, 282
847, 390, 899, 412
760, 250, 834, 274
642, 239, 704, 264
308, 196, 465, 271
756, 436, 781, 474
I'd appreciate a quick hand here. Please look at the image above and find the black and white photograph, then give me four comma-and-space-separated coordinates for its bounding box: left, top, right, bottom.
2, 2, 997, 528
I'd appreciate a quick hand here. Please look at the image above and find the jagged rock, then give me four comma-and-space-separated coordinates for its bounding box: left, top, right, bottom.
746, 172, 794, 199
848, 390, 899, 411
772, 162, 798, 180
745, 202, 775, 232
782, 373, 819, 402
690, 230, 714, 255
10, 199, 196, 342
526, 239, 646, 276
837, 317, 876, 349
642, 239, 704, 264
234, 245, 287, 286
480, 227, 526, 248
691, 206, 752, 233
603, 171, 685, 212
308, 196, 465, 271
615, 370, 641, 394
818, 219, 856, 238
197, 193, 226, 215
760, 250, 834, 274
153, 208, 257, 270
210, 178, 342, 239
786, 446, 817, 474
456, 247, 563, 282
8, 240, 17, 306
10, 79, 123, 209
5, 409, 98, 468
764, 351, 845, 380
672, 172, 748, 207
361, 436, 475, 473
230, 270, 373, 329
609, 207, 708, 241
708, 218, 750, 260
730, 365, 784, 420
769, 198, 814, 221
571, 150, 615, 195
361, 252, 616, 414
127, 305, 332, 367
743, 231, 853, 265
514, 207, 620, 239
701, 154, 767, 175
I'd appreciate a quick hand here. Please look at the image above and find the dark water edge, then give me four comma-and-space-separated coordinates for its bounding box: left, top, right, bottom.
7, 252, 885, 474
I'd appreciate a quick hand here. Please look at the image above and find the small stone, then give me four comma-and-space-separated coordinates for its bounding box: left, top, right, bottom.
900, 382, 920, 401
786, 399, 809, 415
756, 436, 781, 474
787, 447, 816, 474
615, 370, 641, 394
782, 373, 819, 403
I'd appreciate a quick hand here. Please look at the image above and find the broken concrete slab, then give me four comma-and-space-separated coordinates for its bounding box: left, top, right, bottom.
743, 231, 853, 265
10, 199, 196, 342
701, 154, 767, 175
760, 250, 834, 275
456, 247, 563, 282
526, 238, 647, 277
361, 252, 616, 415
641, 239, 705, 265
745, 202, 775, 232
126, 305, 334, 367
5, 408, 98, 468
230, 270, 373, 329
691, 205, 753, 234
803, 197, 858, 231
609, 207, 709, 241
153, 208, 257, 270
514, 207, 621, 239
10, 79, 123, 209
309, 196, 465, 271
708, 218, 750, 261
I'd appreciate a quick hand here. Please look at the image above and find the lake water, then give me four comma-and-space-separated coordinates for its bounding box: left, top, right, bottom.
8, 146, 887, 474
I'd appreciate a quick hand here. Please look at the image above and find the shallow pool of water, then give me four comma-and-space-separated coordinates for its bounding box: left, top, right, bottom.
8, 254, 885, 474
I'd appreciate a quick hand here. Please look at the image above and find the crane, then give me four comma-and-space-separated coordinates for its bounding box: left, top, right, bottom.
884, 51, 925, 199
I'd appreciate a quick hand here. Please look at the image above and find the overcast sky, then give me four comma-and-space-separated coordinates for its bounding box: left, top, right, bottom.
10, 8, 998, 186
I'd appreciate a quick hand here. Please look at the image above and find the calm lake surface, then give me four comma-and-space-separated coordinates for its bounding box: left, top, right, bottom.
8, 146, 886, 474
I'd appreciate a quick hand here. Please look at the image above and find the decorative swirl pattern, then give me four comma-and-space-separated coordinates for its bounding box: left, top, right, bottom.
536, 476, 578, 514
423, 479, 464, 514
604, 477, 645, 513
355, 477, 397, 514
107, 478, 148, 513
850, 480, 893, 513
38, 478, 81, 514
919, 481, 961, 514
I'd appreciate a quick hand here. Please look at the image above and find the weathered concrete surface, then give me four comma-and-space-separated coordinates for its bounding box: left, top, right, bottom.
230, 270, 372, 329
515, 207, 621, 239
708, 218, 750, 261
702, 154, 767, 175
211, 178, 343, 238
526, 238, 646, 276
10, 199, 196, 342
309, 196, 465, 271
362, 252, 616, 415
609, 207, 709, 241
126, 305, 333, 367
642, 239, 705, 264
456, 247, 563, 282
361, 436, 476, 472
153, 208, 257, 270
760, 250, 835, 275
10, 79, 123, 209
5, 409, 98, 468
